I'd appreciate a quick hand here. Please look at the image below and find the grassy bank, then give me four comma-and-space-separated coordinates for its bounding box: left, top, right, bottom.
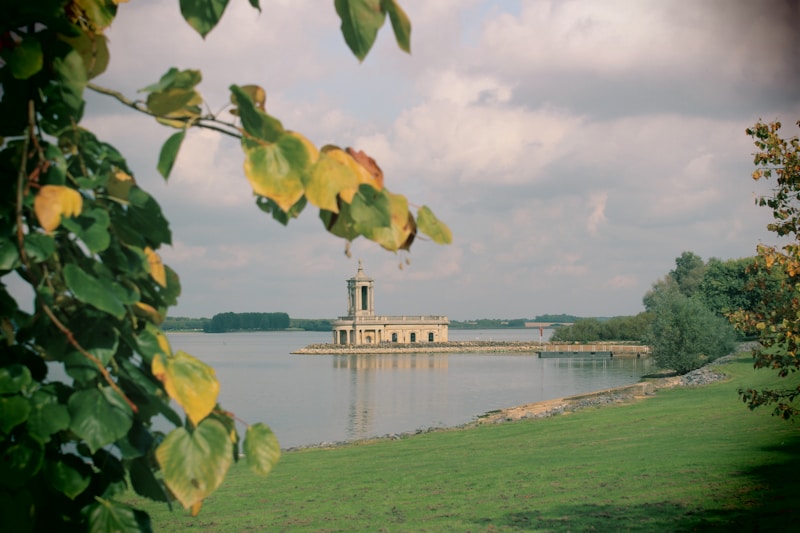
130, 354, 800, 531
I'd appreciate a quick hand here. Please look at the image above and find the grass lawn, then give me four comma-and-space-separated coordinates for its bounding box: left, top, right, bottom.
128, 353, 800, 532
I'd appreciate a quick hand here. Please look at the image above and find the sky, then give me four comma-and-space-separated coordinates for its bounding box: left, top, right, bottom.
76, 0, 800, 321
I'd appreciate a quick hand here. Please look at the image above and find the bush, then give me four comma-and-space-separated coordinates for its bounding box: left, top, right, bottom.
646, 290, 737, 374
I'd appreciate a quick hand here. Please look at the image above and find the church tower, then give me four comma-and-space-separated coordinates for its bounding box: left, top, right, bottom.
347, 260, 374, 317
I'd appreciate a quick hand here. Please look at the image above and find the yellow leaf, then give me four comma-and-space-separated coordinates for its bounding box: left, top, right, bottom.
106, 171, 135, 201
133, 302, 164, 324
34, 185, 82, 232
144, 247, 167, 287
241, 133, 315, 213
305, 149, 359, 213
324, 147, 380, 203
152, 350, 219, 426
191, 501, 203, 517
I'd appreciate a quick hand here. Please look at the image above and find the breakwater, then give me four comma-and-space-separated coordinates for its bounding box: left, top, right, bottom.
293, 340, 649, 356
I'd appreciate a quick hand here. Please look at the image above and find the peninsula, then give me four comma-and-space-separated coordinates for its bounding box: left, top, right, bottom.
293, 341, 650, 356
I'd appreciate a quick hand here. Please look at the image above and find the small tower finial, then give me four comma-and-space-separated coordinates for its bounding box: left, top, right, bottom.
358, 259, 363, 271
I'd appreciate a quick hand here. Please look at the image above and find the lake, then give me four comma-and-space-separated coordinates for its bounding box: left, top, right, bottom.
167, 329, 654, 448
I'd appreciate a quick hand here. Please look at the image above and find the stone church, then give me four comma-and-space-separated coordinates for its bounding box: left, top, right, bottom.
331, 262, 449, 345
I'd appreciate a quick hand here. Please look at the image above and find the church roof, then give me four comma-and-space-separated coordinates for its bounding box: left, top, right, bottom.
351, 260, 373, 281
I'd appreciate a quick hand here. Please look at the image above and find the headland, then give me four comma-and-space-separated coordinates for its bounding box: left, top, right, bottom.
292, 341, 649, 356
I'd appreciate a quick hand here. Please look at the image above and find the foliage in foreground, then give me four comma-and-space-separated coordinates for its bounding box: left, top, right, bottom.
0, 1, 449, 531
732, 119, 800, 419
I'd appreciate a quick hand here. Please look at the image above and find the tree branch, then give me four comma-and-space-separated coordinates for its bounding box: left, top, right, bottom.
87, 82, 243, 140
41, 304, 139, 414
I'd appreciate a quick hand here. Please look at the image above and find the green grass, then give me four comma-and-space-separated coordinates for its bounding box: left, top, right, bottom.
129, 354, 800, 531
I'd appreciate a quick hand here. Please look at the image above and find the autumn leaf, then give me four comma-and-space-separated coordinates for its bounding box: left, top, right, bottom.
34, 185, 83, 232
144, 246, 167, 287
152, 350, 219, 426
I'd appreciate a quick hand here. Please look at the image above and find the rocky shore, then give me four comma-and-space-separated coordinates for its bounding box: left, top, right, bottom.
474, 354, 736, 425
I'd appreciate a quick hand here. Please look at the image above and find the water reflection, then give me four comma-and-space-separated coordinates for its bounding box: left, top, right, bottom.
163, 331, 655, 448
330, 351, 653, 442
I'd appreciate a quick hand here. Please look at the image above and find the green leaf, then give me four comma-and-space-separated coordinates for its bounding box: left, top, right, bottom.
130, 456, 170, 502
156, 419, 233, 509
64, 322, 119, 383
244, 423, 280, 476
416, 205, 452, 244
335, 0, 386, 61
77, 0, 118, 30
68, 387, 133, 453
63, 264, 136, 319
364, 190, 415, 251
125, 188, 172, 247
230, 85, 284, 142
0, 436, 43, 489
87, 497, 152, 533
61, 208, 111, 253
0, 237, 20, 271
255, 195, 307, 226
26, 388, 70, 444
320, 203, 360, 242
180, 0, 231, 38
350, 184, 392, 233
8, 35, 43, 80
22, 233, 55, 263
145, 88, 201, 116
134, 322, 171, 364
140, 68, 202, 93
45, 455, 91, 500
0, 396, 31, 433
51, 49, 87, 115
158, 130, 187, 179
0, 364, 32, 394
382, 0, 411, 53
0, 489, 34, 532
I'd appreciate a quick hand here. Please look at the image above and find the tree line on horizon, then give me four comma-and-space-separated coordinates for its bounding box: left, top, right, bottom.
161, 314, 587, 332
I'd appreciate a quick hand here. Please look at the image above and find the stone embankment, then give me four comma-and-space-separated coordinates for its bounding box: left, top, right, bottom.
475, 354, 737, 425
293, 340, 543, 354
293, 340, 643, 355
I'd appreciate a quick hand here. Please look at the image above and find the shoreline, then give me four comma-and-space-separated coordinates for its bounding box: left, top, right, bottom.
283, 356, 733, 452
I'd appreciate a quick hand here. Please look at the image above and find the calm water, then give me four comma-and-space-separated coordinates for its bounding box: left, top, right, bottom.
167, 330, 653, 448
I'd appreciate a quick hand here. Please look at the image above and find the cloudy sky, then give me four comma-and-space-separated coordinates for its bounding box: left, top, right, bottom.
82, 0, 798, 321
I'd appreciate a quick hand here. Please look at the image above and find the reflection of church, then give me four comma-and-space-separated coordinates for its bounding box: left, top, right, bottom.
331, 262, 449, 345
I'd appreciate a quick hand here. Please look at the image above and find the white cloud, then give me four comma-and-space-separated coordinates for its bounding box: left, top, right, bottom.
586, 192, 608, 234
73, 1, 798, 320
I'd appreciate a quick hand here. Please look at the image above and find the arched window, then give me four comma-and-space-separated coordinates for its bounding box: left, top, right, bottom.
428, 332, 434, 342
392, 333, 397, 342
410, 333, 416, 342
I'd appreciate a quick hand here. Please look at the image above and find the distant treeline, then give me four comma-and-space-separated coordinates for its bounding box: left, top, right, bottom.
449, 315, 581, 329
160, 314, 332, 332
204, 312, 290, 332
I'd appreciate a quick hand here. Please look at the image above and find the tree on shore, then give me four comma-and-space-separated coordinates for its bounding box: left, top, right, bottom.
731, 119, 800, 419
0, 1, 449, 530
645, 286, 737, 374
